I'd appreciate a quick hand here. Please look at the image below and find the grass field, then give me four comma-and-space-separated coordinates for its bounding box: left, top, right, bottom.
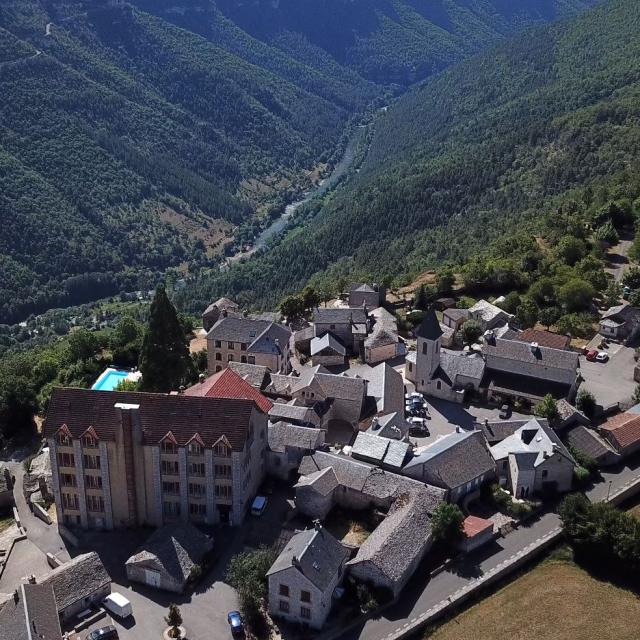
425, 554, 640, 640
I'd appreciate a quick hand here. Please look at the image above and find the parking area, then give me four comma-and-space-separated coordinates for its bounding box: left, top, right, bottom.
579, 342, 637, 408
0, 538, 51, 591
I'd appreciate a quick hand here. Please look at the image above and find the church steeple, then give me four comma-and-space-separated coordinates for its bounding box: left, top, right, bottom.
415, 307, 441, 385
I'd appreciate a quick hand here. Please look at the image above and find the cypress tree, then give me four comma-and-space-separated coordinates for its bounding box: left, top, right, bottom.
140, 285, 192, 392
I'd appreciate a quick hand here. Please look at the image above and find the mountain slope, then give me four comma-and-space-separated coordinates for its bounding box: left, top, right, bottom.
182, 0, 640, 311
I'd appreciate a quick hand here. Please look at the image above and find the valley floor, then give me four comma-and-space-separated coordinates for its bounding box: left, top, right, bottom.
425, 554, 640, 640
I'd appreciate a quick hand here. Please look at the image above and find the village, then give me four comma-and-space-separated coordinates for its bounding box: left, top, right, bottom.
1, 280, 640, 640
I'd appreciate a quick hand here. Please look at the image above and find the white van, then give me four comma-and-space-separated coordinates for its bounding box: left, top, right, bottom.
103, 592, 133, 618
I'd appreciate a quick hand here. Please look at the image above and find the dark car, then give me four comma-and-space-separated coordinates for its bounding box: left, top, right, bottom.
86, 626, 118, 640
499, 404, 511, 419
228, 610, 244, 636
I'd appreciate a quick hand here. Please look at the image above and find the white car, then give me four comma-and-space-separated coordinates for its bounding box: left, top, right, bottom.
596, 352, 609, 363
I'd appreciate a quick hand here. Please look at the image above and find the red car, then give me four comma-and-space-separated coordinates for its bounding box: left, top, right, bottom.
586, 349, 598, 361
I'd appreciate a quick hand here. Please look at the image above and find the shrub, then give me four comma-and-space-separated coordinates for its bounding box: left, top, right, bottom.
431, 503, 464, 542
576, 389, 597, 418
573, 465, 591, 488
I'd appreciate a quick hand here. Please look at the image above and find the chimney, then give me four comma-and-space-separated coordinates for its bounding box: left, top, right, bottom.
222, 307, 228, 319
199, 373, 205, 384
13, 589, 18, 604
530, 341, 539, 354
28, 575, 36, 584
292, 555, 300, 567
178, 385, 185, 394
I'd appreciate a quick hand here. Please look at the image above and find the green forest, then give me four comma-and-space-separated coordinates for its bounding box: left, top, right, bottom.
180, 0, 640, 314
0, 0, 596, 324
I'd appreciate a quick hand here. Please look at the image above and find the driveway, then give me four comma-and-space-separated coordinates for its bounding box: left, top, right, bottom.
0, 538, 51, 591
579, 343, 637, 409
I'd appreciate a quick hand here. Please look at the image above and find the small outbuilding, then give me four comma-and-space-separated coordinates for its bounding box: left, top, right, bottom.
126, 523, 213, 593
457, 516, 494, 553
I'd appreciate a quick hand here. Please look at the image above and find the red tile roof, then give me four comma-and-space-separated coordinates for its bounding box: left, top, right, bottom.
462, 515, 493, 539
515, 328, 571, 350
600, 412, 640, 451
45, 387, 256, 451
185, 368, 273, 413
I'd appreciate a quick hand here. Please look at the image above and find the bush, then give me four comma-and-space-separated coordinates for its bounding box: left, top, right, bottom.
576, 389, 597, 418
555, 313, 595, 338
356, 583, 379, 612
431, 503, 464, 542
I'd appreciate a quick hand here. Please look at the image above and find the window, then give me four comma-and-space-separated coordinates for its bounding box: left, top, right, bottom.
163, 501, 180, 518
86, 495, 104, 513
189, 503, 206, 516
58, 453, 75, 468
541, 470, 548, 479
422, 342, 427, 355
214, 340, 221, 348
161, 440, 176, 454
83, 454, 101, 470
279, 584, 289, 597
215, 464, 232, 478
408, 362, 413, 372
61, 473, 76, 487
330, 324, 335, 330
61, 493, 79, 510
279, 601, 289, 613
214, 443, 230, 457
161, 460, 179, 475
241, 356, 247, 363
300, 607, 311, 620
216, 366, 222, 373
435, 342, 439, 353
56, 432, 71, 446
248, 356, 255, 365
228, 354, 234, 362
189, 482, 206, 497
228, 342, 235, 349
240, 343, 247, 351
188, 441, 203, 456
300, 590, 311, 603
215, 484, 232, 499
215, 353, 222, 361
189, 462, 205, 476
436, 381, 442, 390
85, 475, 102, 490
162, 481, 180, 495
81, 434, 96, 448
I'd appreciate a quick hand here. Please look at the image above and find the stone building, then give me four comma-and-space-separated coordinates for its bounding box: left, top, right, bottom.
44, 387, 267, 530
202, 297, 239, 332
267, 421, 325, 480
348, 283, 385, 309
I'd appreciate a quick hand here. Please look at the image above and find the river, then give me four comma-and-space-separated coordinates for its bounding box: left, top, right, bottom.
225, 124, 367, 266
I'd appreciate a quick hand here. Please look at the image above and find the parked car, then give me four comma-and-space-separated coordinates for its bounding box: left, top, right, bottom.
86, 625, 118, 640
103, 593, 132, 618
409, 417, 429, 436
251, 495, 268, 516
228, 610, 244, 636
623, 286, 631, 299
499, 404, 511, 419
596, 351, 609, 363
586, 349, 598, 361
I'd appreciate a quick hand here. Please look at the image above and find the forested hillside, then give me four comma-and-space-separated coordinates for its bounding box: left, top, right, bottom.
141, 0, 599, 85
181, 0, 640, 312
0, 0, 597, 323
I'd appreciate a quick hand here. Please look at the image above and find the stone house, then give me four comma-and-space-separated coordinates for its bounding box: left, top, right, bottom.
45, 387, 268, 529
401, 430, 495, 502
489, 418, 575, 498
514, 328, 571, 350
125, 522, 213, 593
312, 307, 369, 355
267, 523, 349, 630
599, 303, 640, 341
310, 333, 346, 367
267, 421, 325, 480
207, 316, 292, 375
468, 300, 513, 331
38, 552, 111, 622
202, 297, 239, 332
442, 308, 469, 332
348, 283, 385, 309
364, 307, 403, 364
457, 516, 494, 553
345, 362, 404, 417
0, 583, 63, 640
350, 432, 411, 472
366, 412, 410, 441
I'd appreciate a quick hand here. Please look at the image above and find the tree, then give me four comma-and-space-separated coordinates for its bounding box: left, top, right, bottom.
528, 278, 556, 307
535, 394, 559, 422
622, 267, 640, 290
629, 228, 640, 261
436, 267, 455, 293
165, 604, 183, 638
558, 279, 595, 313
67, 328, 99, 362
115, 379, 140, 392
555, 236, 586, 266
594, 221, 619, 245
576, 389, 596, 419
140, 285, 193, 393
414, 284, 429, 311
498, 291, 521, 315
603, 281, 622, 307
516, 297, 538, 329
279, 294, 305, 319
431, 503, 464, 543
460, 320, 482, 345
301, 286, 320, 310
629, 289, 640, 307
538, 306, 561, 329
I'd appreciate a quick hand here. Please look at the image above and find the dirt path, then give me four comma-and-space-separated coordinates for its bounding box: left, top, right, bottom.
605, 237, 633, 282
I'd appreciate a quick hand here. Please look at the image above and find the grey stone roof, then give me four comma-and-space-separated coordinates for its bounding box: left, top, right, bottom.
483, 338, 579, 372
351, 433, 410, 470
228, 362, 270, 389
437, 352, 485, 385
415, 308, 443, 340
443, 308, 469, 322
311, 333, 346, 356
556, 399, 589, 426
268, 421, 324, 454
469, 300, 508, 322
126, 523, 212, 584
267, 527, 349, 592
313, 307, 368, 325
39, 552, 110, 612
207, 317, 291, 354
365, 327, 398, 349
0, 583, 62, 640
403, 431, 495, 490
602, 303, 639, 321
351, 283, 377, 293
478, 418, 549, 445
295, 466, 339, 496
345, 362, 403, 414
368, 412, 410, 440
565, 425, 618, 463
268, 401, 322, 427
203, 297, 238, 316
311, 373, 366, 402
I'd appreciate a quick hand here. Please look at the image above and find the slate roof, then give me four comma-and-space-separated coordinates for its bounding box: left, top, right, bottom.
368, 412, 410, 440
227, 362, 270, 389
600, 412, 640, 451
556, 399, 589, 426
469, 300, 508, 323
483, 338, 579, 372
0, 583, 62, 640
443, 308, 469, 323
515, 328, 571, 350
437, 352, 485, 385
313, 307, 368, 325
268, 401, 322, 427
482, 370, 573, 401
345, 363, 403, 414
267, 526, 349, 592
268, 421, 324, 454
565, 425, 618, 463
490, 419, 574, 466
403, 431, 495, 489
38, 552, 110, 613
365, 327, 398, 349
203, 297, 238, 316
207, 317, 291, 354
601, 303, 639, 321
295, 466, 339, 496
126, 523, 211, 585
351, 432, 410, 470
478, 419, 549, 445
45, 388, 256, 451
415, 309, 443, 340
311, 333, 346, 356
308, 373, 366, 402
351, 283, 377, 293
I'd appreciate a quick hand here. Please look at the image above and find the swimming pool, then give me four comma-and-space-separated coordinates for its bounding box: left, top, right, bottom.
92, 368, 132, 391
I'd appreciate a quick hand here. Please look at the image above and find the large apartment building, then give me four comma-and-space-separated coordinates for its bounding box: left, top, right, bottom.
44, 388, 267, 530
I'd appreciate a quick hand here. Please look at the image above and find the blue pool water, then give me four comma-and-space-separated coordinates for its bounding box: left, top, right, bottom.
92, 369, 130, 391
